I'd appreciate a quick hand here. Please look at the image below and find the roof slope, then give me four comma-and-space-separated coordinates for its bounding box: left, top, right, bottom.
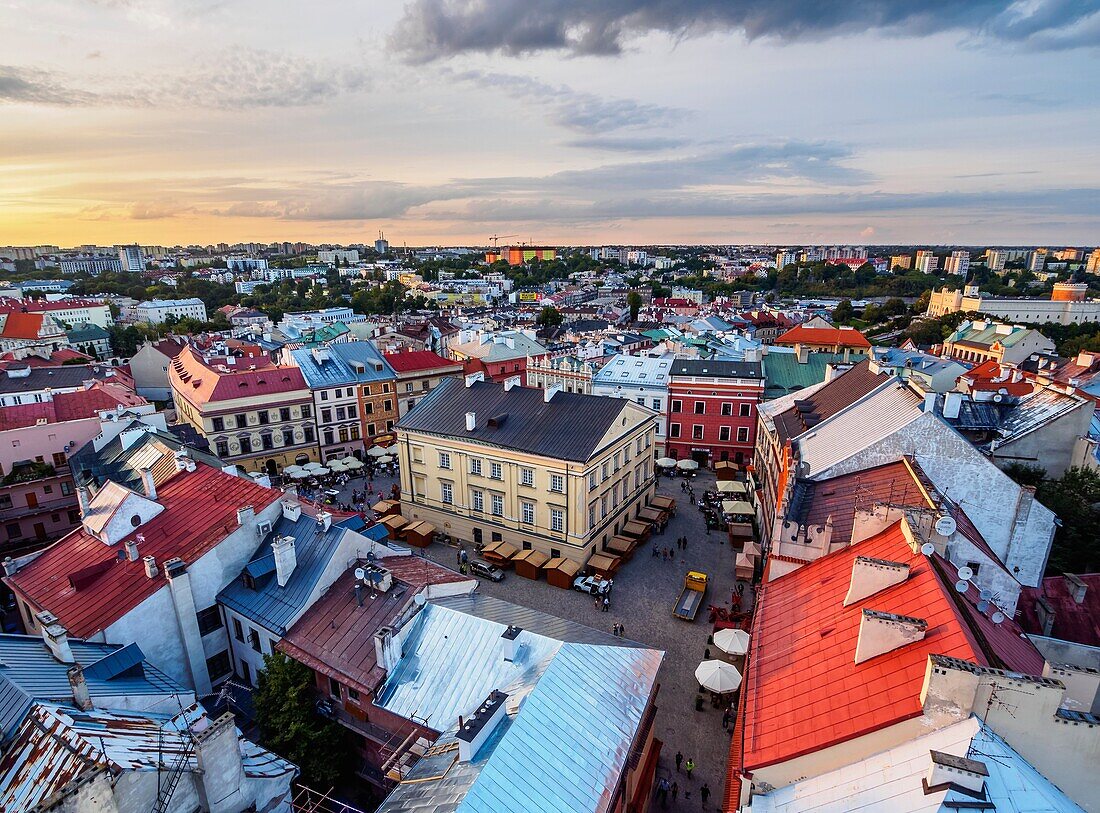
397, 378, 635, 462
5, 464, 281, 637
1018, 573, 1100, 647
668, 358, 762, 379
771, 360, 884, 444
170, 345, 307, 405
383, 350, 462, 374
775, 324, 871, 348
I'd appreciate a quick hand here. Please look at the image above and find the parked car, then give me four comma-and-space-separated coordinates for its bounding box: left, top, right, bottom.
573, 575, 610, 595
469, 560, 505, 582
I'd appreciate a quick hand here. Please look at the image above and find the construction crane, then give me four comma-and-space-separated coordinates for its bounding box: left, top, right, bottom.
489, 234, 517, 248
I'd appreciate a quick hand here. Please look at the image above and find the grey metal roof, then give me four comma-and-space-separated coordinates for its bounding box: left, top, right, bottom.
290, 341, 396, 389
0, 634, 181, 741
668, 358, 763, 378
0, 365, 125, 395
397, 378, 635, 462
375, 595, 662, 813
69, 428, 223, 491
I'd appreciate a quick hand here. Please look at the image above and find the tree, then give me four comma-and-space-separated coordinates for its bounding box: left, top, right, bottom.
535, 305, 563, 328
1036, 466, 1100, 574
832, 299, 854, 324
253, 651, 353, 787
626, 291, 643, 322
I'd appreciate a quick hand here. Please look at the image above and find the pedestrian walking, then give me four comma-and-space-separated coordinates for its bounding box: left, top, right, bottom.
653, 544, 659, 558
685, 758, 695, 778
594, 596, 601, 611
675, 752, 683, 772
602, 596, 610, 612
704, 647, 711, 660
671, 781, 679, 800
619, 623, 625, 637
700, 783, 710, 807
722, 708, 731, 730
683, 537, 689, 550
657, 777, 669, 808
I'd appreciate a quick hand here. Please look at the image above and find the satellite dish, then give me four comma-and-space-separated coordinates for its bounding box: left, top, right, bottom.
991, 611, 1005, 624
993, 393, 1004, 403
920, 542, 936, 556
957, 565, 974, 581
979, 588, 992, 601
955, 580, 970, 593
977, 600, 990, 613
934, 515, 957, 536
354, 567, 366, 582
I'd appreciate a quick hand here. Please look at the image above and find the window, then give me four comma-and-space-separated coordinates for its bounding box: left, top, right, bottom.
301, 404, 312, 419
601, 462, 609, 482
0, 494, 11, 510
279, 407, 290, 421
671, 399, 682, 413
5, 523, 19, 540
652, 399, 661, 411
61, 481, 72, 495
550, 509, 564, 532
601, 494, 608, 518
520, 468, 534, 487
636, 438, 643, 455
550, 474, 564, 493
441, 482, 453, 505
323, 430, 334, 446
262, 434, 274, 450
212, 416, 225, 431
233, 618, 244, 642
43, 485, 53, 494
490, 462, 503, 480
692, 425, 704, 440
669, 423, 681, 438
405, 382, 413, 392
737, 427, 749, 443
281, 430, 293, 447
205, 650, 231, 681
588, 471, 597, 490
694, 401, 705, 414
740, 403, 752, 417
719, 426, 731, 441
248, 628, 262, 653
383, 399, 393, 411
321, 409, 332, 423
348, 405, 357, 419
522, 502, 535, 524
965, 561, 981, 576
320, 390, 330, 401
472, 490, 484, 512
623, 445, 631, 463
588, 503, 597, 529
257, 411, 269, 425
470, 458, 482, 476
239, 437, 253, 454
196, 606, 223, 636
348, 687, 361, 703
329, 676, 342, 699
439, 452, 452, 470
235, 414, 247, 429
491, 494, 504, 516
721, 403, 733, 416
613, 452, 620, 471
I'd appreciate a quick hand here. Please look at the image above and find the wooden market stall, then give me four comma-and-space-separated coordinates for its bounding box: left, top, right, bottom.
480, 539, 519, 567
637, 506, 667, 532
605, 534, 637, 561
545, 557, 581, 589
587, 552, 622, 579
735, 552, 756, 581
372, 499, 401, 517
513, 548, 549, 580
622, 519, 651, 545
380, 514, 408, 537
402, 520, 436, 548
650, 495, 676, 515
714, 461, 738, 479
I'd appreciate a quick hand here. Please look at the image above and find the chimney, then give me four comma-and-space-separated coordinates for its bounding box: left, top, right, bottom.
923, 392, 937, 413
544, 382, 563, 402
501, 625, 522, 662
796, 344, 809, 364
465, 411, 476, 431
272, 535, 297, 587
317, 511, 332, 532
926, 751, 988, 797
77, 486, 92, 517
37, 613, 74, 664
2, 556, 16, 577
1035, 596, 1056, 636
843, 556, 910, 606
1043, 661, 1100, 715
942, 392, 964, 420
465, 372, 484, 387
854, 609, 927, 664
373, 626, 397, 673
457, 690, 509, 763
236, 505, 255, 527
1064, 573, 1088, 604
503, 375, 522, 391
139, 467, 156, 500
281, 500, 302, 522
68, 664, 93, 711
124, 537, 140, 562
143, 555, 158, 578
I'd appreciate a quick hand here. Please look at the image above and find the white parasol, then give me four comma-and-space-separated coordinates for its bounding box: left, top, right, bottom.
342, 457, 364, 470
367, 446, 388, 458
327, 458, 349, 471
695, 659, 742, 693
676, 459, 700, 471
376, 455, 394, 465
303, 462, 324, 472
712, 628, 751, 657
289, 469, 311, 479
311, 466, 331, 476
656, 457, 677, 468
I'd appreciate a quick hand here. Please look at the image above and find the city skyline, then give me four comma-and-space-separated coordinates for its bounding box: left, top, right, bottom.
2, 0, 1099, 246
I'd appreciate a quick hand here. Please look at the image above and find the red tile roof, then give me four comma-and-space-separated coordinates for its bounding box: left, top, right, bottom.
0, 383, 147, 430
741, 522, 983, 772
1017, 573, 1100, 647
382, 350, 462, 374
169, 345, 307, 406
771, 360, 884, 443
4, 464, 281, 638
959, 359, 1033, 395
0, 313, 46, 339
775, 324, 872, 349
277, 555, 471, 697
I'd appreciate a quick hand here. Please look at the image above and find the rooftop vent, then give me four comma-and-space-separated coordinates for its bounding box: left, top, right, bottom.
924, 750, 988, 798
854, 609, 927, 664
487, 414, 508, 429
457, 690, 509, 763
465, 411, 476, 431
501, 625, 522, 662
844, 556, 910, 606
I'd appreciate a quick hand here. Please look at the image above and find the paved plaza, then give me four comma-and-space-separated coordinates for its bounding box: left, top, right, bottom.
329, 467, 749, 812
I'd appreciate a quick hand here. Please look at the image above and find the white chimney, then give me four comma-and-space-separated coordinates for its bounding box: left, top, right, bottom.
143, 555, 158, 578
37, 613, 74, 664
796, 344, 809, 364
465, 372, 485, 387
272, 535, 297, 587
923, 392, 937, 413
281, 500, 302, 522
317, 511, 332, 532
544, 382, 563, 402
503, 375, 522, 391
457, 690, 509, 763
843, 556, 910, 606
465, 411, 477, 431
943, 391, 964, 420
236, 505, 255, 527
926, 751, 988, 796
855, 609, 927, 664
125, 537, 140, 562
76, 486, 92, 517
501, 625, 522, 662
1064, 573, 1088, 604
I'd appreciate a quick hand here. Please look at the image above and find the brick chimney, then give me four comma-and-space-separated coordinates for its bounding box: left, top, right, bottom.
68, 664, 93, 711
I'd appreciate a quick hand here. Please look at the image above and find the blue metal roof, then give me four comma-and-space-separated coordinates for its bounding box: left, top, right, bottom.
0, 635, 180, 741
291, 341, 396, 389
374, 595, 662, 813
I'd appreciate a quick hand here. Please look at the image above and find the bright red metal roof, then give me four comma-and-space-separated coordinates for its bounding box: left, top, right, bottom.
169, 345, 307, 406
5, 464, 280, 638
383, 350, 461, 374
775, 324, 872, 348
740, 521, 982, 772
0, 383, 147, 430
0, 313, 46, 339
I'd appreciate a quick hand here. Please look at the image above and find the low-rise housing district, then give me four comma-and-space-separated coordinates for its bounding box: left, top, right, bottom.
0, 240, 1097, 812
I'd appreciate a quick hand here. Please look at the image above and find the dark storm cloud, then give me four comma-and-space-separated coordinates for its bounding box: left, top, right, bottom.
391, 0, 1100, 62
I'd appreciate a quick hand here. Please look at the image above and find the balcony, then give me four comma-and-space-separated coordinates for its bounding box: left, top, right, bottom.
0, 496, 78, 522
316, 698, 398, 745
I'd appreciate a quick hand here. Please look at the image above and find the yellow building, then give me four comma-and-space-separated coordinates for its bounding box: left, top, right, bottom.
169, 345, 320, 473
396, 375, 657, 566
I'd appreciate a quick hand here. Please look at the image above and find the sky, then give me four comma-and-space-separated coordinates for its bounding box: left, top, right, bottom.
1, 0, 1099, 247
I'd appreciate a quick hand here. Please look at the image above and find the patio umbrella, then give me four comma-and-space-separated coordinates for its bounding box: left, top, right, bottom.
376, 455, 394, 465
713, 628, 750, 657
311, 466, 331, 476
367, 446, 388, 458
283, 465, 304, 475
656, 457, 677, 468
676, 459, 700, 471
722, 500, 754, 515
695, 660, 742, 693
327, 458, 348, 471
342, 457, 364, 470
303, 462, 324, 472
289, 469, 311, 479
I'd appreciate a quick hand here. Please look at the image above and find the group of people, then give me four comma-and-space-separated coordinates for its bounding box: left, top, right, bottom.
611, 622, 626, 637
653, 753, 711, 809
653, 534, 691, 561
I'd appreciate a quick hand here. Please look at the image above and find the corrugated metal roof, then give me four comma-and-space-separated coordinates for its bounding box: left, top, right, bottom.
291, 341, 396, 389
668, 358, 762, 379
992, 386, 1088, 446
397, 378, 636, 462
771, 360, 886, 443
761, 349, 859, 399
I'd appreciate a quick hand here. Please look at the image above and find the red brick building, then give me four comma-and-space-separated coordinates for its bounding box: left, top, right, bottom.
665, 359, 764, 467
